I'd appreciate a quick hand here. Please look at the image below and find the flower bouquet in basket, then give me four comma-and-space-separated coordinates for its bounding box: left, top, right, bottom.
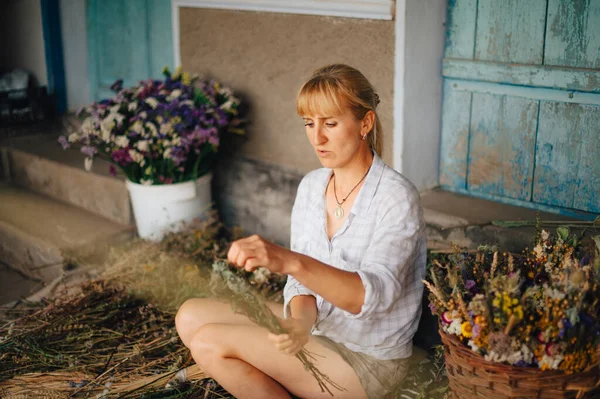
424, 227, 600, 398
59, 67, 246, 240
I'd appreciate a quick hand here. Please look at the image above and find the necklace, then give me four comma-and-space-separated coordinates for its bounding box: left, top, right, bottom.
330, 165, 371, 219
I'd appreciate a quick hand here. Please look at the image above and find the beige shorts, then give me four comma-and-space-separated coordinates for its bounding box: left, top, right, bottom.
313, 335, 410, 399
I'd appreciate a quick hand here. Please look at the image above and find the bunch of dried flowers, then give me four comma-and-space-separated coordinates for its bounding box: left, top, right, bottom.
425, 227, 600, 373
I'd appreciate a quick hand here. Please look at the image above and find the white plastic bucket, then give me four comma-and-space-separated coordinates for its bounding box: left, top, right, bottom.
126, 172, 213, 241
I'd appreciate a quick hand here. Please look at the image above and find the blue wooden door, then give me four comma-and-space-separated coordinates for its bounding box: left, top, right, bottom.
86, 0, 174, 101
440, 0, 600, 218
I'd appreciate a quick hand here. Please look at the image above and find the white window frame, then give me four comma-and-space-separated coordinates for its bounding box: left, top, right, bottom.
172, 0, 394, 65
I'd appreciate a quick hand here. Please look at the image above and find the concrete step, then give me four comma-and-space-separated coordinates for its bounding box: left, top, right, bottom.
0, 182, 134, 287
421, 188, 589, 252
0, 132, 132, 225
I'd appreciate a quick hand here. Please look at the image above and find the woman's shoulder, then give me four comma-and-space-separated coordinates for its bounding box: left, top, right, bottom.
377, 161, 421, 205
296, 167, 330, 197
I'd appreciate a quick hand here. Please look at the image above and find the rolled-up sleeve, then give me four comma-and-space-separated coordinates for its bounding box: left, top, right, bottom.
283, 276, 316, 319
282, 175, 316, 319
341, 193, 422, 320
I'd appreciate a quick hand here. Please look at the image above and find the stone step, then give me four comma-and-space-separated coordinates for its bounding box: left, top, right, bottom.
0, 182, 134, 288
1, 132, 132, 225
421, 188, 590, 252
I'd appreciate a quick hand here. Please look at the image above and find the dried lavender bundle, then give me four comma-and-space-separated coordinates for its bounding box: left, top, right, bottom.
210, 260, 346, 396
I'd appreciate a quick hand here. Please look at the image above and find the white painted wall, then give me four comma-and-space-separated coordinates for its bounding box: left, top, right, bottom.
0, 0, 48, 85
394, 0, 446, 191
59, 0, 90, 111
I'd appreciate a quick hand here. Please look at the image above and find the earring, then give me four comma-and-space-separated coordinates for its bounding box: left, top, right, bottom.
361, 135, 366, 140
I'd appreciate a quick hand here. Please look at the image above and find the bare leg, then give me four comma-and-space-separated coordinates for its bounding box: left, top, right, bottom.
175, 298, 367, 399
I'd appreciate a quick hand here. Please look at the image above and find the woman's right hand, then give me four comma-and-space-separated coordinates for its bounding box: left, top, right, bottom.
267, 317, 311, 356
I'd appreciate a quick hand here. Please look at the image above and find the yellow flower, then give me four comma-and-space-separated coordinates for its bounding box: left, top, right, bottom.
181, 72, 191, 86
461, 321, 473, 338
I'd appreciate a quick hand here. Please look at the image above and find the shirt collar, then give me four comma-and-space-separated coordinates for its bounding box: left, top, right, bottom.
312, 152, 384, 219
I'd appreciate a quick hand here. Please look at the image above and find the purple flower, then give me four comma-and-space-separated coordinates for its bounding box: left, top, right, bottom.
472, 324, 481, 338
169, 146, 187, 166
58, 136, 70, 150
465, 280, 476, 290
81, 146, 97, 158
109, 165, 118, 177
111, 148, 133, 166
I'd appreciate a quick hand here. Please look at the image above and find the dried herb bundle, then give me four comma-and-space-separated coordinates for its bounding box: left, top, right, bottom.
210, 260, 346, 396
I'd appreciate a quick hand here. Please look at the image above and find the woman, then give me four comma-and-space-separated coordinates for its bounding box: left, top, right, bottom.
175, 64, 426, 399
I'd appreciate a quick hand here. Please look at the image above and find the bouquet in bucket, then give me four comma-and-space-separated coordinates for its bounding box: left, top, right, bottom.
424, 227, 600, 373
59, 66, 244, 185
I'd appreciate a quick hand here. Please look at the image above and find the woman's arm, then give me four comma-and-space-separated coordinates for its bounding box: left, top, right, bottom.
288, 254, 365, 315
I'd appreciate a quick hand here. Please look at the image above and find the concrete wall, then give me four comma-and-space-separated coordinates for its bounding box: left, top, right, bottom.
0, 0, 48, 86
179, 7, 395, 244
59, 0, 90, 111
179, 8, 395, 174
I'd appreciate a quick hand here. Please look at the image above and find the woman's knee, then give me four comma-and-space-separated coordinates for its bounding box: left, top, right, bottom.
188, 324, 227, 369
175, 298, 210, 346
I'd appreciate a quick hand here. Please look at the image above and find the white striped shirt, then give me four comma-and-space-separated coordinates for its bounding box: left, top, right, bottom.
283, 153, 426, 360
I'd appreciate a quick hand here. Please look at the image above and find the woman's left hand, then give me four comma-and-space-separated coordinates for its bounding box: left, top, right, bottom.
267, 317, 311, 356
227, 234, 295, 274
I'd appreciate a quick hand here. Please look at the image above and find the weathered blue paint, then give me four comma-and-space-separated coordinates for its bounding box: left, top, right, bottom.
467, 93, 538, 201
440, 0, 599, 215
41, 0, 67, 114
444, 0, 478, 59
533, 102, 600, 213
86, 0, 174, 101
443, 59, 600, 93
475, 0, 547, 64
545, 0, 600, 69
449, 79, 600, 106
439, 80, 472, 189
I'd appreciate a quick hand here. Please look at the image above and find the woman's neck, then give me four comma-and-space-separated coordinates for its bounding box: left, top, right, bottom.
332, 149, 374, 194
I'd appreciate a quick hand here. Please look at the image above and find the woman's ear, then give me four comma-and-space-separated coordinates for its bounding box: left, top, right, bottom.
361, 110, 375, 135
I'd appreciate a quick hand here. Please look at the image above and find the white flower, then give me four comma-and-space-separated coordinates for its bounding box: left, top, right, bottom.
164, 148, 172, 159
128, 149, 144, 164
141, 178, 153, 186
167, 89, 182, 101
84, 157, 93, 172
110, 104, 121, 114
145, 97, 159, 109
68, 132, 80, 143
131, 120, 143, 133
115, 136, 130, 148
145, 122, 158, 137
221, 98, 235, 111
467, 340, 479, 352
136, 140, 149, 152
81, 118, 94, 136
539, 354, 564, 370
113, 113, 125, 125
160, 123, 172, 135
128, 101, 138, 112
447, 318, 463, 335
100, 117, 116, 142
139, 111, 148, 120
144, 166, 153, 175
171, 137, 181, 146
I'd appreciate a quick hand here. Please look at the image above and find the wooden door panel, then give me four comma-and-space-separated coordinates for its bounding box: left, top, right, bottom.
545, 0, 600, 69
467, 93, 538, 200
475, 0, 547, 64
439, 81, 472, 188
533, 102, 600, 213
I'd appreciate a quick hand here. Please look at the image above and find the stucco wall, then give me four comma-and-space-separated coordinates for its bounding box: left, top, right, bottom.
179, 8, 395, 174
0, 0, 48, 86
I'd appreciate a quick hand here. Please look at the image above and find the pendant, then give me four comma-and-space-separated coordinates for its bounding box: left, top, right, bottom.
334, 205, 344, 219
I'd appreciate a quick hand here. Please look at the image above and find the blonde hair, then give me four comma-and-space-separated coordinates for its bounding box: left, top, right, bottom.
296, 64, 382, 155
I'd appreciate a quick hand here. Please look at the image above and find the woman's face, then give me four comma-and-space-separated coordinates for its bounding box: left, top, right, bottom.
302, 105, 371, 169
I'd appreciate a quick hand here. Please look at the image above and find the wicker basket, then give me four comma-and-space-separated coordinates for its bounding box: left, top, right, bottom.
440, 328, 600, 399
